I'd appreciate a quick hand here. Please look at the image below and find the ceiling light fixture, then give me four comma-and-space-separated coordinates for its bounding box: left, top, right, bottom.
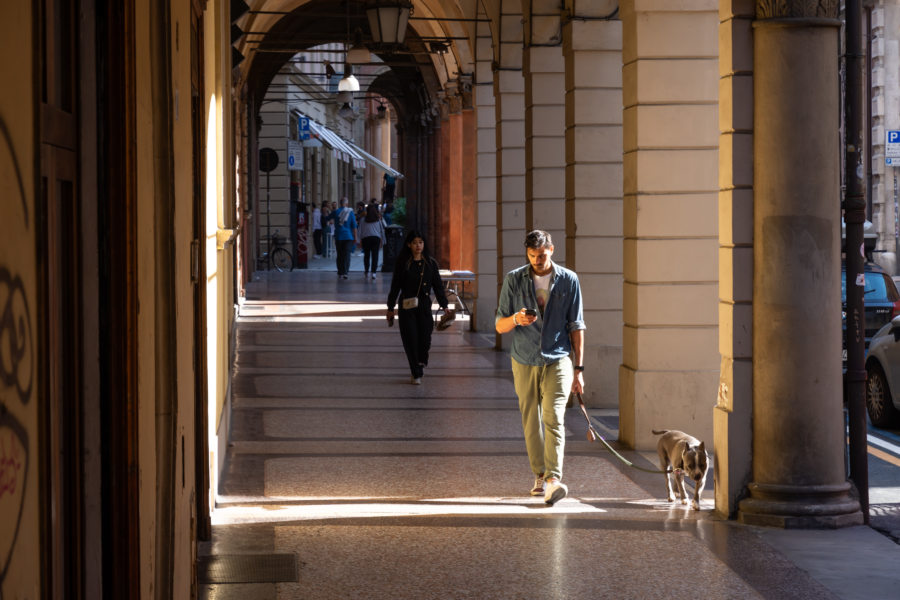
367, 0, 412, 46
346, 28, 371, 64
429, 41, 448, 55
338, 64, 360, 92
338, 103, 356, 119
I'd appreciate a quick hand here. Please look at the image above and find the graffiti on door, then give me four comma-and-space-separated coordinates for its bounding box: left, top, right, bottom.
0, 113, 32, 592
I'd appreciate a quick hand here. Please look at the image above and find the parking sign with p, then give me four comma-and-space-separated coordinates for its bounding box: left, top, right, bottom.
887, 131, 900, 165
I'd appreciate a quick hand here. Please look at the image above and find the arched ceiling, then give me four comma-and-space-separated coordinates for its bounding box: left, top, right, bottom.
237, 0, 481, 124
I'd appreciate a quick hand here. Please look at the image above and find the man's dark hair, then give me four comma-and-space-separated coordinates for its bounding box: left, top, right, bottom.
524, 230, 553, 250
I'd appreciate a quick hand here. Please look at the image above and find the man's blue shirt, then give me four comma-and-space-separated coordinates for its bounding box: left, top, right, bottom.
329, 207, 357, 241
496, 262, 586, 366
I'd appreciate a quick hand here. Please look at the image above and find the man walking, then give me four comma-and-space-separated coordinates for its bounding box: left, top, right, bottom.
495, 230, 585, 505
326, 197, 358, 279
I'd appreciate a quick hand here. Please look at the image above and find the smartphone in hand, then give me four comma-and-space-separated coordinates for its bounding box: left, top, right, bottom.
524, 308, 537, 317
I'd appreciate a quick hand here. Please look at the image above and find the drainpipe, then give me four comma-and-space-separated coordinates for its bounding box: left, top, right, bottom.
844, 0, 870, 523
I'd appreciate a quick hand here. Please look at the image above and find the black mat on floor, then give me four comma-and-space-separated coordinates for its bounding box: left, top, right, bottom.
198, 554, 298, 584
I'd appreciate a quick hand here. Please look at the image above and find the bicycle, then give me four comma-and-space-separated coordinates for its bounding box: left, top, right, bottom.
258, 229, 294, 272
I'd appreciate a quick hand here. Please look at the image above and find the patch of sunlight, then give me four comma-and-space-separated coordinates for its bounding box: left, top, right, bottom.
626, 497, 714, 510
238, 301, 391, 322
211, 497, 606, 525
869, 487, 900, 504
243, 300, 375, 306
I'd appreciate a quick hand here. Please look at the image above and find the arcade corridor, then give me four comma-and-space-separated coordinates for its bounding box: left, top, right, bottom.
198, 269, 898, 599
5, 1, 899, 597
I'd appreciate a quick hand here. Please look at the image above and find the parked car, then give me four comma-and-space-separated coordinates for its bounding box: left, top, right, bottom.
864, 316, 900, 427
841, 261, 900, 368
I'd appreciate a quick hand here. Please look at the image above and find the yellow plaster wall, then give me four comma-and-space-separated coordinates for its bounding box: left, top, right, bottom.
170, 0, 201, 594
134, 1, 161, 595
205, 0, 238, 513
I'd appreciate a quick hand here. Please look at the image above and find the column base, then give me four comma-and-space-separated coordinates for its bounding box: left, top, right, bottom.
738, 481, 863, 528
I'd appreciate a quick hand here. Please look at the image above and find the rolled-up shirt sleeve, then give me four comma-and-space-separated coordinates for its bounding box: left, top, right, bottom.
566, 274, 586, 333
495, 272, 515, 326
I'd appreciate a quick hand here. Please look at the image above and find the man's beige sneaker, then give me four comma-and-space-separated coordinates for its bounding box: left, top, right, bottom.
544, 478, 567, 505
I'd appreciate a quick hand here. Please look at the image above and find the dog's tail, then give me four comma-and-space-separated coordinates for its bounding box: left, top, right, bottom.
651, 429, 669, 435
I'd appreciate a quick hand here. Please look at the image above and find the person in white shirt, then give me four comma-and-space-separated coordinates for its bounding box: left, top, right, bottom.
312, 205, 323, 258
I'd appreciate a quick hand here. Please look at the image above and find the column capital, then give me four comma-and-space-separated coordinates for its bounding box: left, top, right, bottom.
442, 83, 464, 115
564, 0, 619, 20
524, 0, 564, 46
459, 74, 474, 110
756, 0, 838, 19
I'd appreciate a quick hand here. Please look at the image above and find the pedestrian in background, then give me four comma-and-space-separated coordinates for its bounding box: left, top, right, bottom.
325, 197, 358, 279
359, 200, 386, 280
495, 230, 585, 505
323, 200, 336, 258
312, 204, 323, 258
354, 201, 367, 256
382, 173, 396, 204
386, 230, 451, 384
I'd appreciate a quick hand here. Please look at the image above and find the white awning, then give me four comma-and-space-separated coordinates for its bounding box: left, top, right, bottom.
299, 113, 403, 179
352, 145, 403, 179
306, 119, 364, 168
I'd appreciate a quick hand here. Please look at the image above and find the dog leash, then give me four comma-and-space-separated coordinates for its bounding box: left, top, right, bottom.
573, 392, 668, 475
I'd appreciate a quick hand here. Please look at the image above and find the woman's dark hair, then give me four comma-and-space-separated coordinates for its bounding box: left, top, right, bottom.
398, 229, 432, 265
365, 203, 381, 223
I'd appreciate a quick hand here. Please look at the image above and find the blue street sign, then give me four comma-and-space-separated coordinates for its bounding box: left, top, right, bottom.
887, 131, 900, 165
299, 117, 311, 141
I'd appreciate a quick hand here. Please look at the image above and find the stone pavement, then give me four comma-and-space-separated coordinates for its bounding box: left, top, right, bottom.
200, 266, 900, 600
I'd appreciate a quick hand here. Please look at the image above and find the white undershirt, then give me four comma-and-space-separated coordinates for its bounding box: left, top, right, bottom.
533, 272, 551, 314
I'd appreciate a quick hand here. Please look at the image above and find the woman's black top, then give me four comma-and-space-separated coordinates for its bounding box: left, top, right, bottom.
387, 256, 449, 311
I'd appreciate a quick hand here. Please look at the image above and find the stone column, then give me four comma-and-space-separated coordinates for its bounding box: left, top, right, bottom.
494, 0, 526, 285
738, 2, 862, 527
618, 0, 719, 440
474, 7, 498, 332
446, 89, 464, 269
524, 1, 566, 263
436, 95, 452, 264
461, 85, 477, 273
715, 1, 754, 518
871, 6, 898, 274
562, 4, 623, 407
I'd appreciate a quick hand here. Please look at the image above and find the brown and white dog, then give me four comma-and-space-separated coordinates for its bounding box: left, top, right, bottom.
651, 429, 709, 511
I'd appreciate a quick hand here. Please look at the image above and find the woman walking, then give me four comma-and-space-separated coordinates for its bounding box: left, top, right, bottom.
386, 230, 451, 384
359, 201, 386, 279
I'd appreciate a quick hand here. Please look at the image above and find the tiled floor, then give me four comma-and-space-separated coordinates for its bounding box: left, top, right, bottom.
201, 266, 900, 600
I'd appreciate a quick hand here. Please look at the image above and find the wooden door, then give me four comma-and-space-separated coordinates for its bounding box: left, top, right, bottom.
191, 0, 211, 541
95, 1, 141, 597
39, 0, 82, 597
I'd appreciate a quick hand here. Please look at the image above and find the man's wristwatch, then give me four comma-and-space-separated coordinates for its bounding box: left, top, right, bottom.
573, 365, 584, 372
